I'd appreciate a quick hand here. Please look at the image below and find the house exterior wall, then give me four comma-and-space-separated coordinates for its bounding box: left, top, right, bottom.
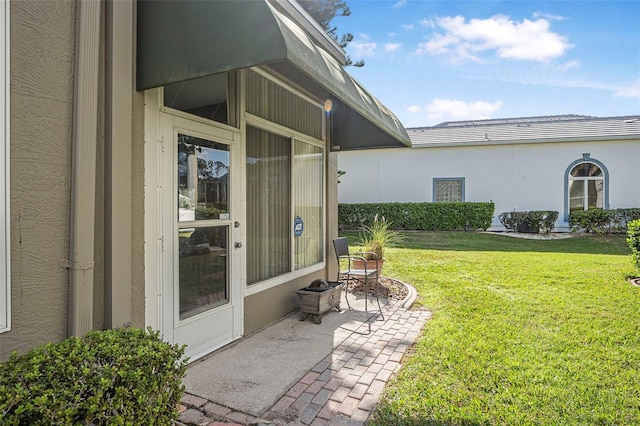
2, 0, 145, 360
338, 139, 640, 230
4, 0, 77, 358
2, 0, 389, 361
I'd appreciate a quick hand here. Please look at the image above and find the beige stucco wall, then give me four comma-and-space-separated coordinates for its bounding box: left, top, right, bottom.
2, 0, 77, 358
1, 0, 147, 360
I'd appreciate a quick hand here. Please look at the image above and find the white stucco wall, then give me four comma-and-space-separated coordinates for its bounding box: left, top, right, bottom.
338, 139, 640, 231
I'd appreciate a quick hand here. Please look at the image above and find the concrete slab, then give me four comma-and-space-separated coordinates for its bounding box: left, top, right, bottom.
183, 293, 385, 417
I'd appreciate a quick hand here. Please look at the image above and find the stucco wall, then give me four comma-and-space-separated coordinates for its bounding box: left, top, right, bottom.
2, 0, 76, 358
338, 139, 640, 230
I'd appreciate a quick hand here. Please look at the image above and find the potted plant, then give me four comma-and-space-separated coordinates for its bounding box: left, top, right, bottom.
353, 214, 402, 279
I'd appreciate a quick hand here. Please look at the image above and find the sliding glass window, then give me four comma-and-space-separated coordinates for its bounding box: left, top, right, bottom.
294, 141, 323, 270
246, 128, 325, 285
245, 70, 325, 287
246, 127, 292, 284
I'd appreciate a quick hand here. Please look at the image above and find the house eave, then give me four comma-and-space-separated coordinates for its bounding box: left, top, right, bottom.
411, 134, 640, 149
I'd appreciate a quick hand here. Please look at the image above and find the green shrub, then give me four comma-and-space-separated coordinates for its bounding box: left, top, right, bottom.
195, 206, 224, 220
569, 208, 640, 233
499, 211, 529, 232
499, 210, 559, 234
338, 202, 494, 231
627, 219, 640, 270
0, 327, 187, 425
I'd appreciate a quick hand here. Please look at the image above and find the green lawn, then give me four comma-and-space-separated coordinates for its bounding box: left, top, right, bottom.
354, 232, 639, 426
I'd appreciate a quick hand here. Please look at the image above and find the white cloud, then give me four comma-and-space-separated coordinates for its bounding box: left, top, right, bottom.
614, 80, 640, 99
533, 11, 566, 21
406, 105, 422, 114
418, 14, 572, 62
491, 73, 640, 100
420, 19, 436, 28
384, 42, 402, 52
351, 40, 377, 57
401, 24, 415, 30
426, 98, 503, 121
393, 0, 407, 9
388, 32, 397, 37
554, 60, 581, 72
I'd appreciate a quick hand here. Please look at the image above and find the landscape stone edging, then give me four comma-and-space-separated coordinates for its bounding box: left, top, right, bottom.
392, 278, 418, 310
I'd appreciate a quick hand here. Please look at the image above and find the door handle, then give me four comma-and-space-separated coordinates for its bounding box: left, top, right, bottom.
234, 242, 242, 248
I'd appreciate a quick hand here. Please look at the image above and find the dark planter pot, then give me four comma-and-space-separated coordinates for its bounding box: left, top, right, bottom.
296, 281, 343, 324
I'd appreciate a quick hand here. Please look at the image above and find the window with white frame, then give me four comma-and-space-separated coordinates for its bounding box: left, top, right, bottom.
1, 0, 10, 333
433, 178, 465, 202
245, 70, 324, 287
567, 161, 605, 213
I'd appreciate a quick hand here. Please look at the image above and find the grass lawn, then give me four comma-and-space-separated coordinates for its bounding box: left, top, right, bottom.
348, 231, 639, 425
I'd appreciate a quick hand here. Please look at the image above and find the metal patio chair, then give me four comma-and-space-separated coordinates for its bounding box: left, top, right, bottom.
333, 237, 384, 320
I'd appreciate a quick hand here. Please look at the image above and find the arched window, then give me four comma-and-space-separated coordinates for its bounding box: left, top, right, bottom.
564, 154, 609, 221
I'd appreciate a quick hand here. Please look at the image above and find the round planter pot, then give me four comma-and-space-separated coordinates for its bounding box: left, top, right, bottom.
351, 258, 384, 283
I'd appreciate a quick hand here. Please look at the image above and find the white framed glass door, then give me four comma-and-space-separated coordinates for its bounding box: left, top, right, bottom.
161, 113, 243, 361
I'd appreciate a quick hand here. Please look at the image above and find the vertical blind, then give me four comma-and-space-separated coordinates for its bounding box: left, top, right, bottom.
245, 70, 325, 286
246, 70, 322, 139
246, 127, 291, 285
294, 141, 323, 270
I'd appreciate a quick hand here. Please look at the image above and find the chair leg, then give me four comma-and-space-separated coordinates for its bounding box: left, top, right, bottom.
340, 275, 352, 310
373, 276, 384, 320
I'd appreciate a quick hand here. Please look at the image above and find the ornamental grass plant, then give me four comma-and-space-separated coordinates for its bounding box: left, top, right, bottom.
349, 231, 639, 426
356, 214, 403, 260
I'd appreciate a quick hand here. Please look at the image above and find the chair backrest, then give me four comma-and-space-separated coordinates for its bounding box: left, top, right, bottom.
333, 237, 350, 258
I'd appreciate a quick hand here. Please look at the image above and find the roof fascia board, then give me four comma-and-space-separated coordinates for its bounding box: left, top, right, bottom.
412, 134, 640, 148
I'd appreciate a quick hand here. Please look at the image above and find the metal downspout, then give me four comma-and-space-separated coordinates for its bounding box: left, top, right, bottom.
67, 0, 101, 337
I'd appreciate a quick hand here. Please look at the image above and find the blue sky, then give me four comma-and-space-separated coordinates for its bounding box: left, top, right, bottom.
332, 0, 640, 128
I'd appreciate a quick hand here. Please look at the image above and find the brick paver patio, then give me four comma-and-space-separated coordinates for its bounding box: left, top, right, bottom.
177, 297, 431, 426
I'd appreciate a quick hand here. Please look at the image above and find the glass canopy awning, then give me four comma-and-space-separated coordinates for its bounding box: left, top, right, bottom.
137, 0, 410, 150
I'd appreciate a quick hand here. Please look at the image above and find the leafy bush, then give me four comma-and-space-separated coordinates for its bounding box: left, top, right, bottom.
338, 202, 494, 231
627, 219, 640, 270
569, 208, 640, 233
195, 206, 224, 220
498, 211, 529, 232
499, 210, 559, 234
0, 327, 187, 425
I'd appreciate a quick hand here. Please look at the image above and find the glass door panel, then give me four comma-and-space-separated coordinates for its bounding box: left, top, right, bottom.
178, 226, 228, 320
178, 134, 230, 222
177, 132, 231, 321
161, 112, 242, 362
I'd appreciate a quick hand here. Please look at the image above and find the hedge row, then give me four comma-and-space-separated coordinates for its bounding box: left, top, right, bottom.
628, 220, 640, 270
569, 208, 640, 233
0, 327, 187, 425
498, 210, 559, 234
338, 202, 494, 231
